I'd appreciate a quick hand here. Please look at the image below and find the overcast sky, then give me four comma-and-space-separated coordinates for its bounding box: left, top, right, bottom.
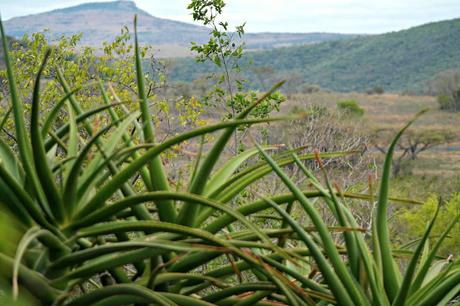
1, 0, 459, 33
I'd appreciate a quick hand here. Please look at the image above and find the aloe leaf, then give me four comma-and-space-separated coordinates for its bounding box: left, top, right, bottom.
188, 135, 205, 188
175, 247, 313, 282
69, 191, 290, 261
434, 283, 460, 306
0, 106, 12, 131
406, 262, 459, 305
75, 147, 143, 201
158, 292, 216, 306
202, 282, 276, 303
64, 284, 177, 306
56, 72, 153, 222
63, 102, 79, 180
213, 150, 352, 197
411, 272, 460, 306
76, 117, 283, 218
0, 253, 60, 303
196, 151, 351, 225
0, 137, 22, 182
375, 109, 428, 301
177, 81, 285, 226
47, 240, 220, 272
256, 144, 368, 305
41, 85, 86, 138
43, 101, 126, 151
411, 212, 460, 293
209, 151, 350, 202
265, 268, 302, 306
0, 160, 57, 233
232, 291, 273, 306
203, 146, 277, 195
12, 227, 69, 299
262, 256, 330, 295
30, 49, 66, 223
76, 110, 139, 191
231, 226, 365, 241
204, 190, 401, 235
153, 272, 228, 288
12, 227, 41, 299
0, 18, 52, 219
295, 152, 362, 281
63, 117, 128, 215
0, 179, 32, 226
134, 15, 176, 223
98, 82, 153, 190
260, 194, 355, 305
57, 222, 266, 284
392, 204, 440, 306
87, 293, 214, 306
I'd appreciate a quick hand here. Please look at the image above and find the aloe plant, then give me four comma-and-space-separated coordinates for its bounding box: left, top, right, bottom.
0, 16, 459, 306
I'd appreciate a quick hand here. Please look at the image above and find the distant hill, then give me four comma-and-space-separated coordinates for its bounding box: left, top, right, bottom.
170, 18, 460, 93
3, 0, 354, 57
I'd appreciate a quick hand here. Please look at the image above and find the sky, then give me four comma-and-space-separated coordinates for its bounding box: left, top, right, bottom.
1, 0, 460, 34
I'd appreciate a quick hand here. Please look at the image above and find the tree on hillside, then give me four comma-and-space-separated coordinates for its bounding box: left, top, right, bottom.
373, 127, 456, 176
427, 69, 460, 111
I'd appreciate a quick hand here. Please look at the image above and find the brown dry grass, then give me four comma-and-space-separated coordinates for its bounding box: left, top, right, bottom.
283, 91, 460, 179
285, 92, 460, 129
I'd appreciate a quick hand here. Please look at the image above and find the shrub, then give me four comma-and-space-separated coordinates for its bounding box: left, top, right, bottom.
437, 88, 460, 111
299, 83, 321, 94
429, 69, 460, 112
276, 104, 370, 184
366, 86, 385, 95
397, 194, 460, 256
438, 94, 452, 110
337, 99, 365, 117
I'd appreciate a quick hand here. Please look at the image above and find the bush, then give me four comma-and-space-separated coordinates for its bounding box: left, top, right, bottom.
397, 194, 460, 256
299, 83, 321, 94
278, 104, 370, 183
429, 69, 460, 112
437, 94, 452, 110
337, 99, 365, 117
366, 86, 385, 95
437, 88, 460, 111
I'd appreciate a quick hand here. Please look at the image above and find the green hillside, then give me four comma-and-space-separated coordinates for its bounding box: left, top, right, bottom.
170, 18, 460, 92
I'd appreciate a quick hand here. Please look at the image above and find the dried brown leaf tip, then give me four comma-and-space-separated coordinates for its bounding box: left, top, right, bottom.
333, 181, 343, 195
313, 149, 324, 168
92, 115, 101, 136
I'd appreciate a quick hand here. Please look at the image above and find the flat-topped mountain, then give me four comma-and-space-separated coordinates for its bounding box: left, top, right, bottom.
3, 1, 354, 57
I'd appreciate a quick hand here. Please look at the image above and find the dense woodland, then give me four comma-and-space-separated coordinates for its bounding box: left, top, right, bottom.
170, 18, 460, 93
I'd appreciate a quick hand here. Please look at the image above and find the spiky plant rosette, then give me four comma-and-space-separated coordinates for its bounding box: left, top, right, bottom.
0, 16, 459, 306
